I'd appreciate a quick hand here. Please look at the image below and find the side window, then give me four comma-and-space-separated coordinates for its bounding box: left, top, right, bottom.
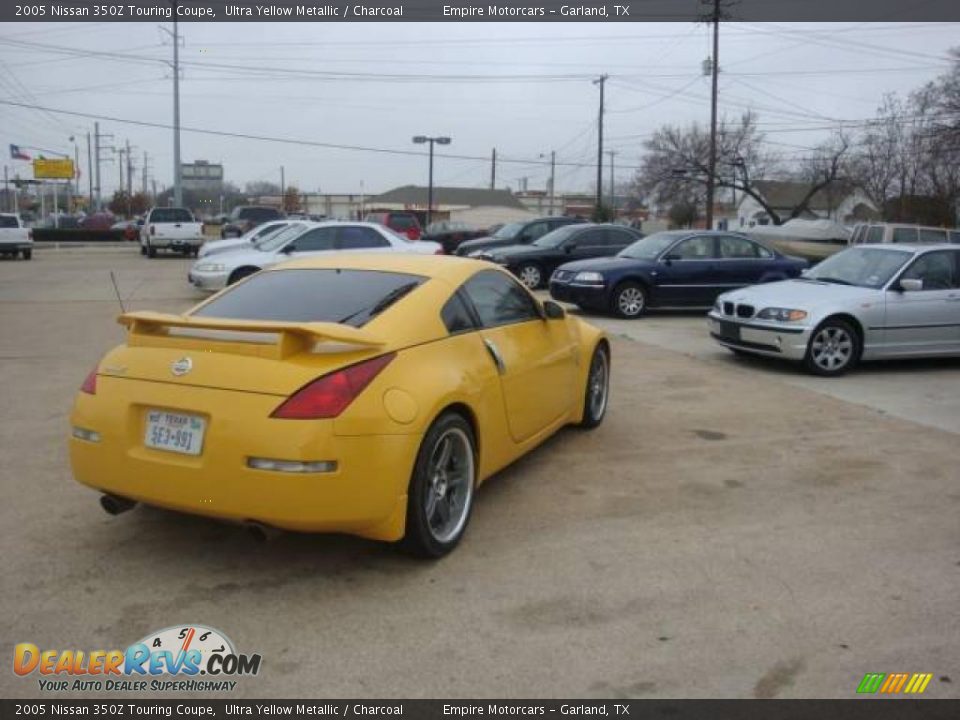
919, 228, 947, 244
718, 235, 759, 259
892, 227, 919, 244
605, 229, 635, 247
900, 251, 958, 290
462, 270, 541, 328
337, 226, 390, 249
440, 292, 477, 335
671, 236, 716, 260
523, 222, 550, 241
866, 226, 884, 244
289, 228, 336, 252
573, 229, 605, 247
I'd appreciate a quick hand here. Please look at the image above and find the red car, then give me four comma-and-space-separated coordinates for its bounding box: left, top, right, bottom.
363, 211, 422, 240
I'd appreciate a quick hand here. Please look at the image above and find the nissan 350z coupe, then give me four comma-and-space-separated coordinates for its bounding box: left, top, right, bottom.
69, 254, 610, 557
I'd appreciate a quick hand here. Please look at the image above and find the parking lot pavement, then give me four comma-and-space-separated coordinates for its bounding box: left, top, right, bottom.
2, 248, 958, 699
539, 295, 960, 436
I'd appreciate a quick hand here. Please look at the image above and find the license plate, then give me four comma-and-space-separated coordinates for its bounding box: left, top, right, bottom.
719, 321, 741, 342
144, 410, 206, 456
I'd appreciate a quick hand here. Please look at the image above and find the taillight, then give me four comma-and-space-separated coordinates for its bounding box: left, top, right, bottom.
80, 368, 98, 395
150, 224, 156, 236
271, 353, 396, 419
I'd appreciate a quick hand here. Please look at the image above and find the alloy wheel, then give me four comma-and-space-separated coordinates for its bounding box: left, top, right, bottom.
810, 326, 854, 372
424, 428, 475, 545
617, 287, 645, 317
519, 264, 542, 290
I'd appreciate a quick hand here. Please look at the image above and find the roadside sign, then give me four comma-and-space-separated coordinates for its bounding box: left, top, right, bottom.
33, 158, 75, 180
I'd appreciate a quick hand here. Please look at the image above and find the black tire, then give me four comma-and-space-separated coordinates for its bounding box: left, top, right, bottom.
517, 262, 544, 290
611, 281, 647, 319
578, 343, 610, 429
146, 244, 157, 258
402, 411, 477, 559
139, 244, 146, 256
22, 249, 32, 260
227, 266, 260, 285
803, 318, 861, 377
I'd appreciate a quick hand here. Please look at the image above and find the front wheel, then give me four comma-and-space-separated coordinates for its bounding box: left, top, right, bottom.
612, 282, 647, 319
517, 262, 543, 290
578, 343, 610, 429
402, 412, 477, 559
803, 319, 860, 376
146, 244, 157, 258
21, 248, 32, 260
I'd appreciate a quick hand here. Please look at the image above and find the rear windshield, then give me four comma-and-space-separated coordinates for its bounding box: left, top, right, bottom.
0, 215, 19, 228
192, 269, 426, 327
150, 208, 193, 223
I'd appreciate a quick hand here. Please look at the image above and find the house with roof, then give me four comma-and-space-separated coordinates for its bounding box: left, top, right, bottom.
369, 185, 534, 227
737, 180, 879, 228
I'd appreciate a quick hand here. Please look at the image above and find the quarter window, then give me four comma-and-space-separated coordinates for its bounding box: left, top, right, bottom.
462, 270, 541, 328
440, 292, 477, 335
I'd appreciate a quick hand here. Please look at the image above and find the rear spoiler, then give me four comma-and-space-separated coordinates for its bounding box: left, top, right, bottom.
118, 311, 385, 357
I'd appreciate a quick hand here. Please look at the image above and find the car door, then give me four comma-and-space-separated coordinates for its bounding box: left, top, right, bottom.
282, 227, 337, 258
882, 249, 960, 355
716, 234, 774, 286
655, 235, 720, 307
335, 225, 392, 253
461, 269, 577, 443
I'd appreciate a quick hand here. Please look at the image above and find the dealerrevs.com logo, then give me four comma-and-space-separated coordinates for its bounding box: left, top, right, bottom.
14, 624, 261, 693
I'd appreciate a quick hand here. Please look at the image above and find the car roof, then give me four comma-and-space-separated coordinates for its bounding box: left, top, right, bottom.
272, 252, 492, 285
856, 243, 955, 251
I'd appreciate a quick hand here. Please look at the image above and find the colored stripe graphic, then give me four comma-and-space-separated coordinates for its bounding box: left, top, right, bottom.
904, 674, 933, 694
857, 673, 886, 694
857, 672, 933, 694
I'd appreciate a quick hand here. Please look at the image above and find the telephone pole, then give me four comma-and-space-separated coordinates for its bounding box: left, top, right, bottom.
280, 165, 285, 209
142, 151, 149, 196
86, 132, 93, 209
162, 5, 183, 207
540, 151, 556, 214
490, 148, 496, 190
593, 74, 608, 215
705, 0, 722, 230
607, 150, 618, 211
126, 139, 133, 198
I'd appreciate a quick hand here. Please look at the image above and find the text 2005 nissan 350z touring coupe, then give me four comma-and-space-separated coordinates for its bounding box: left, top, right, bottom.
69, 255, 610, 557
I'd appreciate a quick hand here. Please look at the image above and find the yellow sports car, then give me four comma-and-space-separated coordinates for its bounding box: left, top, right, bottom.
69, 254, 610, 557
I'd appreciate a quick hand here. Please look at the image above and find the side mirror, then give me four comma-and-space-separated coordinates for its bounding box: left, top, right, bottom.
899, 278, 923, 292
662, 253, 681, 263
280, 244, 296, 254
564, 242, 577, 253
543, 300, 566, 320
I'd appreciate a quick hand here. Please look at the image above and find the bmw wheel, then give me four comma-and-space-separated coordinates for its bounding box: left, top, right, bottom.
402, 412, 477, 558
517, 263, 543, 290
612, 282, 646, 318
578, 343, 610, 429
804, 319, 860, 376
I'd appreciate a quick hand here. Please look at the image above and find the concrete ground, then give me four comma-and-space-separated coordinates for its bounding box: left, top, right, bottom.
1, 247, 957, 700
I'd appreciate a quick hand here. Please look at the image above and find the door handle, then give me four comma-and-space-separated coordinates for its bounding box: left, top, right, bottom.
483, 339, 506, 375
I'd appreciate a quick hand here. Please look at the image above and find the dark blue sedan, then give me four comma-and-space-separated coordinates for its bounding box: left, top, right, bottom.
549, 230, 808, 318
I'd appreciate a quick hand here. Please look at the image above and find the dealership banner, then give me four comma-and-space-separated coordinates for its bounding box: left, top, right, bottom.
4, 0, 960, 22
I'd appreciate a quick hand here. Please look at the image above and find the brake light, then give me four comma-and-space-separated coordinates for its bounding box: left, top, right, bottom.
271, 353, 396, 419
80, 368, 98, 395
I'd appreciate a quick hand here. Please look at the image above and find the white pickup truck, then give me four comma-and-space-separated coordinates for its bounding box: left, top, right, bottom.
140, 207, 205, 258
0, 213, 33, 260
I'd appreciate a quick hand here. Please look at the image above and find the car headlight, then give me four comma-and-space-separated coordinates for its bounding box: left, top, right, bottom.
757, 307, 808, 322
194, 262, 226, 273
574, 271, 605, 284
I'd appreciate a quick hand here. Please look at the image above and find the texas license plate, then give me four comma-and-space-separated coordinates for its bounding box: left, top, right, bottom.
144, 410, 205, 456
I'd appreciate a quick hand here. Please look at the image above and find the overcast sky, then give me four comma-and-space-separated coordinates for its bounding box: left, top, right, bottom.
1, 21, 958, 199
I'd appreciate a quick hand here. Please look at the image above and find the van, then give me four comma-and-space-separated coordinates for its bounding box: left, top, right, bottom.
850, 222, 960, 246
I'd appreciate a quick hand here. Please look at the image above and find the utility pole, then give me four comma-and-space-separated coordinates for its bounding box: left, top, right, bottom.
86, 132, 93, 210
162, 5, 183, 207
705, 0, 721, 230
117, 146, 125, 201
142, 151, 149, 195
607, 150, 618, 211
3, 165, 8, 213
490, 148, 496, 190
593, 74, 608, 216
126, 139, 133, 198
280, 165, 285, 209
94, 122, 102, 210
540, 151, 556, 214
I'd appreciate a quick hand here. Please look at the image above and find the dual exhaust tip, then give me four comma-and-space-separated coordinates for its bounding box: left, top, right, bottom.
98, 494, 279, 542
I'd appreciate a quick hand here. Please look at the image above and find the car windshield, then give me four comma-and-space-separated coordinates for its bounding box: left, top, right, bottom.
805, 247, 913, 288
255, 223, 307, 251
492, 222, 523, 240
534, 225, 581, 248
618, 231, 687, 260
192, 269, 426, 327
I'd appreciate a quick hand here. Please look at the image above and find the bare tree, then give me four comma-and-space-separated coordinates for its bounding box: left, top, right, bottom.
789, 133, 852, 222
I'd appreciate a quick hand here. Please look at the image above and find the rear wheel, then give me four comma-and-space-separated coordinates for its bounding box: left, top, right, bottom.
803, 319, 860, 376
139, 244, 146, 256
402, 412, 477, 558
517, 262, 543, 290
21, 248, 31, 260
612, 281, 646, 319
578, 343, 610, 429
227, 266, 260, 285
146, 243, 157, 258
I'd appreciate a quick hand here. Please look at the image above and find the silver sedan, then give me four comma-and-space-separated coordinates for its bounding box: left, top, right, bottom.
707, 244, 960, 375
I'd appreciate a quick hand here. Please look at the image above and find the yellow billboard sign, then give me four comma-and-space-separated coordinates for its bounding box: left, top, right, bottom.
33, 158, 75, 180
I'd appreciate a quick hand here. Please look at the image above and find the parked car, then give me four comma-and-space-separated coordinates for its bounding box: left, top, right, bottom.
140, 207, 205, 258
549, 230, 808, 318
197, 220, 299, 259
70, 255, 609, 557
363, 211, 422, 240
850, 222, 960, 246
0, 213, 33, 260
221, 206, 284, 238
708, 244, 960, 376
456, 216, 587, 257
79, 212, 115, 231
188, 221, 442, 292
475, 224, 644, 289
421, 220, 487, 254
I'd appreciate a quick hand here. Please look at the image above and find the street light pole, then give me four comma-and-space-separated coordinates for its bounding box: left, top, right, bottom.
412, 135, 451, 227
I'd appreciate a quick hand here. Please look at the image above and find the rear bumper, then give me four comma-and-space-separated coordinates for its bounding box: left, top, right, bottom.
0, 242, 31, 252
150, 237, 203, 249
706, 312, 810, 361
69, 380, 421, 541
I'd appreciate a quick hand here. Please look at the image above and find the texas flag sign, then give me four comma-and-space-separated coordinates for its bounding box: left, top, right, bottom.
10, 144, 31, 161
